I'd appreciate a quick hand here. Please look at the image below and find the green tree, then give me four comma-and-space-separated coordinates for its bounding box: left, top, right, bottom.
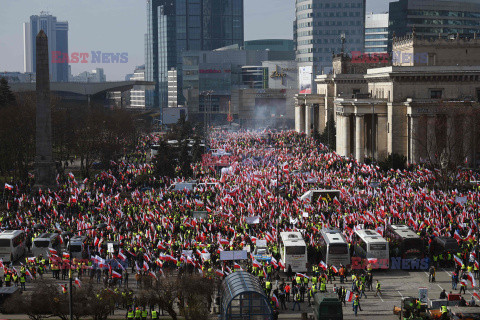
152, 141, 176, 178
0, 78, 16, 108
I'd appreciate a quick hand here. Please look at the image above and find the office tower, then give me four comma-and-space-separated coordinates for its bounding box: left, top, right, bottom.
24, 12, 69, 82
146, 0, 244, 114
389, 0, 480, 39
294, 0, 366, 78
365, 13, 389, 53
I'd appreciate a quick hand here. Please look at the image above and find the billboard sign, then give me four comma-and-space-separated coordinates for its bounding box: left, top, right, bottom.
298, 66, 312, 94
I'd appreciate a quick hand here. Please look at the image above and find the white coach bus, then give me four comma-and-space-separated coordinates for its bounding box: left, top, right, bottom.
353, 229, 389, 268
0, 230, 26, 263
280, 232, 308, 272
319, 228, 350, 267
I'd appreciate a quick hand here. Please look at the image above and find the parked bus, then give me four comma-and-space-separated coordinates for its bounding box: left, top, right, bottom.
319, 228, 350, 267
67, 235, 88, 259
0, 230, 26, 263
32, 233, 61, 257
353, 229, 389, 268
385, 225, 425, 259
280, 232, 308, 272
430, 236, 460, 256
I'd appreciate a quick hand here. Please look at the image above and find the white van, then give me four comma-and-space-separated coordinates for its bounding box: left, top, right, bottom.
32, 233, 61, 257
0, 230, 26, 263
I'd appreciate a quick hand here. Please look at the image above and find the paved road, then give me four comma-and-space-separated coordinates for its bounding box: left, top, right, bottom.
3, 266, 480, 319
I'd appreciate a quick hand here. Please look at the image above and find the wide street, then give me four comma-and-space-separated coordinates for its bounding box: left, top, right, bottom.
4, 265, 480, 320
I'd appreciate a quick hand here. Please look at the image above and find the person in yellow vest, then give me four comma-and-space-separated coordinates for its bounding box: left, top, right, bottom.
265, 280, 272, 297
320, 281, 326, 292
151, 310, 158, 320
295, 275, 301, 285
126, 309, 134, 320
440, 305, 448, 320
141, 308, 148, 320
374, 280, 381, 297
134, 307, 142, 320
20, 274, 26, 291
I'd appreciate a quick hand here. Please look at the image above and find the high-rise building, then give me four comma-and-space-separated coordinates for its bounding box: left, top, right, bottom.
389, 0, 480, 39
365, 13, 389, 53
145, 0, 244, 115
294, 0, 366, 77
24, 12, 69, 82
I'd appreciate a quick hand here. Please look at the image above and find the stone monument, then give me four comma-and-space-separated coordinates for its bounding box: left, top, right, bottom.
34, 30, 56, 187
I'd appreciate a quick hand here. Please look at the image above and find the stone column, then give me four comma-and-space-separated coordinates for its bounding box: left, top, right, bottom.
345, 115, 351, 157
34, 30, 56, 187
377, 115, 388, 160
410, 116, 419, 164
295, 104, 306, 133
336, 115, 344, 156
305, 105, 312, 137
427, 116, 437, 161
355, 115, 365, 162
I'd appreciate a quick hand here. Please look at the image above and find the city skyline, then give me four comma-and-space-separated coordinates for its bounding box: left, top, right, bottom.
0, 0, 389, 80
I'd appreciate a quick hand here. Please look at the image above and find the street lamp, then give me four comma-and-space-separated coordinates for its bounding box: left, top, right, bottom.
65, 223, 107, 320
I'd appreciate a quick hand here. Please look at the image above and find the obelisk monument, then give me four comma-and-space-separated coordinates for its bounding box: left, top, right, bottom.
34, 30, 56, 187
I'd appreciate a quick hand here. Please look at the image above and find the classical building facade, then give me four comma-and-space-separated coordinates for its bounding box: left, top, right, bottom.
295, 35, 480, 166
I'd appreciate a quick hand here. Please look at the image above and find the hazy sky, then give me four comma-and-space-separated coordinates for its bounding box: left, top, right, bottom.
0, 0, 389, 80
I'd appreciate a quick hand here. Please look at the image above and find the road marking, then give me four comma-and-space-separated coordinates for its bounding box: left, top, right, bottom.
437, 284, 444, 290
398, 290, 403, 298
442, 268, 452, 276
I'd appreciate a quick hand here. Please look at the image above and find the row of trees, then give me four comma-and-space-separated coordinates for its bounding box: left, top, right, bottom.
4, 275, 216, 320
0, 79, 140, 181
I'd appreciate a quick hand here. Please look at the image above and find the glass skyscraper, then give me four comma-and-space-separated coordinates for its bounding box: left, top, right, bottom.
146, 0, 244, 111
23, 12, 69, 82
389, 0, 480, 39
294, 0, 366, 76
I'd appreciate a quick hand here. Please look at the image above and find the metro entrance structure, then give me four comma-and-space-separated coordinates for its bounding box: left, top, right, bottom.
220, 271, 273, 320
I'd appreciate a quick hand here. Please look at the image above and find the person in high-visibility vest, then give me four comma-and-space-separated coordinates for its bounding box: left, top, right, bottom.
374, 280, 381, 297
353, 295, 360, 316
141, 309, 148, 320
151, 310, 158, 320
265, 281, 272, 297
134, 308, 141, 320
127, 309, 134, 320
20, 274, 26, 291
291, 292, 301, 311
440, 305, 448, 320
320, 281, 326, 292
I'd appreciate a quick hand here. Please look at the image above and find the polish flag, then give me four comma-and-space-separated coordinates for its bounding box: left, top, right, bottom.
468, 272, 477, 288
62, 252, 70, 259
278, 259, 285, 270
234, 262, 242, 269
331, 265, 339, 273
74, 278, 81, 287
475, 260, 479, 270
252, 259, 262, 269
111, 270, 122, 279
117, 252, 127, 261
271, 293, 279, 308
454, 230, 462, 242
26, 269, 33, 279
27, 257, 36, 263
296, 273, 310, 279
215, 269, 224, 277
149, 271, 158, 280
143, 261, 149, 271
319, 261, 328, 271
345, 290, 354, 302
48, 248, 58, 255
474, 291, 480, 300
454, 255, 463, 267
94, 237, 100, 246
4, 183, 13, 191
